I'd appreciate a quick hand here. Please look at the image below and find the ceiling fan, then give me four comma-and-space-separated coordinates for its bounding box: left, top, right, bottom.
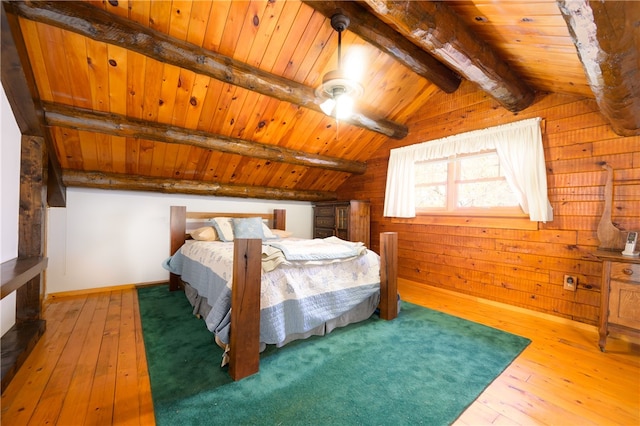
316, 11, 364, 120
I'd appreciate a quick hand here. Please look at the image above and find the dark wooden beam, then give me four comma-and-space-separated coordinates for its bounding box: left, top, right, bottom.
557, 0, 640, 137
62, 170, 337, 202
362, 0, 535, 112
0, 7, 40, 136
42, 102, 366, 175
1, 4, 65, 206
18, 136, 46, 318
2, 135, 48, 393
7, 1, 408, 139
302, 1, 461, 94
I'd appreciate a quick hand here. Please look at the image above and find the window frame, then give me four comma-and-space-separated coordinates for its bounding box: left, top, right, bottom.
414, 149, 527, 218
383, 118, 552, 224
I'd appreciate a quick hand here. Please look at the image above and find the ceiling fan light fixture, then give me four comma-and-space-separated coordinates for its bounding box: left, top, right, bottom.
335, 92, 354, 120
320, 98, 336, 116
317, 69, 363, 119
316, 11, 363, 120
319, 69, 364, 98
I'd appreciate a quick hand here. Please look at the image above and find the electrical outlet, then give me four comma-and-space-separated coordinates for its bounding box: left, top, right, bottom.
563, 275, 577, 291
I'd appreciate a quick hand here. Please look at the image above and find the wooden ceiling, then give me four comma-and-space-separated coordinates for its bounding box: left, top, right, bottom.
2, 1, 638, 206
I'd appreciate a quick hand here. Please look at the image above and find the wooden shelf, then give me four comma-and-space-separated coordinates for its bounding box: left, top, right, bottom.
1, 256, 48, 299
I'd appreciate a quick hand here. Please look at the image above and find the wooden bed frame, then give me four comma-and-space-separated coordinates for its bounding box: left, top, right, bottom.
168, 205, 397, 380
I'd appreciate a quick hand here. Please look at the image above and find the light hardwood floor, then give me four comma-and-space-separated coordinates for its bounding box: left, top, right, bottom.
2, 279, 639, 425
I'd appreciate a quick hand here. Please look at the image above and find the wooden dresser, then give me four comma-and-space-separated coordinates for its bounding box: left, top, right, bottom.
595, 250, 640, 351
313, 200, 370, 247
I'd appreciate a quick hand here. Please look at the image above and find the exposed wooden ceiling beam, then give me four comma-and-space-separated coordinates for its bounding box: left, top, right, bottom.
42, 102, 366, 175
1, 5, 66, 207
1, 7, 40, 136
62, 170, 336, 202
302, 1, 461, 94
362, 0, 535, 112
7, 1, 408, 139
557, 0, 640, 137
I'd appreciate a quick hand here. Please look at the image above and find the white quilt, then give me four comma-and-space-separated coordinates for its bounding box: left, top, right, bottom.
163, 237, 381, 346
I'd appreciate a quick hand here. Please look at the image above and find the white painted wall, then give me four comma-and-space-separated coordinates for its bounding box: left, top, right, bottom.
1, 84, 21, 335
46, 188, 314, 295
1, 81, 314, 306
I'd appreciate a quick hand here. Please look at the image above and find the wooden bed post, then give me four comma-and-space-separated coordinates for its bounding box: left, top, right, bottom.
273, 209, 286, 230
169, 206, 186, 291
229, 238, 262, 380
379, 232, 398, 320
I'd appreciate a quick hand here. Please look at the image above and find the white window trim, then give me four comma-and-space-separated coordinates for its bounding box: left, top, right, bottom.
383, 118, 553, 222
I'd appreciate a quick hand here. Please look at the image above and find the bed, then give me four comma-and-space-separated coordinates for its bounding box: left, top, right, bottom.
165, 205, 398, 380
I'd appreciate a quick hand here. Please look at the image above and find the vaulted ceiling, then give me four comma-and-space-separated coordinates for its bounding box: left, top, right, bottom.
2, 1, 638, 207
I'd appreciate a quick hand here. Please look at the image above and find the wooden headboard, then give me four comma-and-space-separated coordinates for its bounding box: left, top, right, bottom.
169, 206, 286, 290
170, 205, 286, 256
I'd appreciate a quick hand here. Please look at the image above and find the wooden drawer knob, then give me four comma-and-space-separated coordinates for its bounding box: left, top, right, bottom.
622, 268, 634, 276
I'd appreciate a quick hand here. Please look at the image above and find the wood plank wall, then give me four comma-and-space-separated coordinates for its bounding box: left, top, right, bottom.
338, 81, 640, 326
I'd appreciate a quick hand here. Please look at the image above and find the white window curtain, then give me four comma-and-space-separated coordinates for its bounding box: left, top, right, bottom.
383, 117, 553, 222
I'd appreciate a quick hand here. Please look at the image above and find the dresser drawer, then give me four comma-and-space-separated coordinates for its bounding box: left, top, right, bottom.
611, 263, 640, 283
336, 229, 348, 240
609, 280, 640, 329
314, 228, 334, 239
315, 216, 335, 228
315, 206, 335, 217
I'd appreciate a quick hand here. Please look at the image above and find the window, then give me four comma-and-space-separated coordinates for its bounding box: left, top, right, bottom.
383, 118, 553, 222
415, 150, 523, 215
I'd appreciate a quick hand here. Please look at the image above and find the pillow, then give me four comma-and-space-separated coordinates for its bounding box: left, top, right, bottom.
232, 217, 265, 239
211, 217, 234, 242
271, 229, 293, 238
190, 226, 218, 241
262, 223, 279, 240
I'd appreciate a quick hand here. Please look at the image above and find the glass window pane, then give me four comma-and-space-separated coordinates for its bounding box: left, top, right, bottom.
457, 180, 518, 208
415, 185, 446, 208
415, 161, 448, 184
459, 153, 501, 180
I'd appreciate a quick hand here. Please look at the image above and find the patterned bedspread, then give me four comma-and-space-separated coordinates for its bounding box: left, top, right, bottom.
163, 238, 381, 347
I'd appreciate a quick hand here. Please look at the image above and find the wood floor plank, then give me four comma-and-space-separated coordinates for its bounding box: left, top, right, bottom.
481, 379, 601, 426
1, 295, 88, 424
113, 289, 143, 424
83, 291, 122, 425
512, 363, 640, 423
454, 398, 501, 425
2, 281, 638, 426
0, 298, 67, 414
56, 292, 111, 425
27, 294, 101, 425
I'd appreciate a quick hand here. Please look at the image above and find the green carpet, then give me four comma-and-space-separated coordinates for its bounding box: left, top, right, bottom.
138, 285, 530, 425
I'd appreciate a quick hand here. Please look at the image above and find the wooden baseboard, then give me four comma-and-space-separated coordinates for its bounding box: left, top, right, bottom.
45, 280, 167, 301
398, 278, 597, 333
